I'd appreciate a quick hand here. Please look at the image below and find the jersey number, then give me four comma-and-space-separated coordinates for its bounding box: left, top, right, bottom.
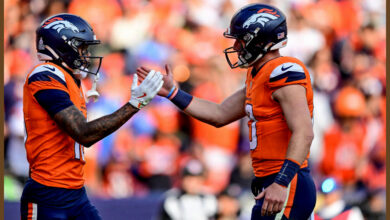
245, 104, 258, 150
74, 142, 85, 161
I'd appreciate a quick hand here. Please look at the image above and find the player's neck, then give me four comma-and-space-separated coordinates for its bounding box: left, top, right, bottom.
253, 50, 281, 70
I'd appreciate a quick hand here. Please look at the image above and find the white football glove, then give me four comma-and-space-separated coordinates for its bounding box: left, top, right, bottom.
129, 70, 163, 109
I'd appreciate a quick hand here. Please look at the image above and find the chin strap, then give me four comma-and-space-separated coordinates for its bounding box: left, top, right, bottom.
73, 66, 89, 79
86, 73, 100, 103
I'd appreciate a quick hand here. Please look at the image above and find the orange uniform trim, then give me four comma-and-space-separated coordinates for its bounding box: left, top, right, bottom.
27, 202, 37, 220
283, 174, 298, 218
286, 158, 301, 166
27, 202, 33, 220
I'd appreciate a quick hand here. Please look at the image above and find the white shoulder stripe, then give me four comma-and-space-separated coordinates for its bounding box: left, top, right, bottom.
270, 62, 304, 79
28, 64, 66, 83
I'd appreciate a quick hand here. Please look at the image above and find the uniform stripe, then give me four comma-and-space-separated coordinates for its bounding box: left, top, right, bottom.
308, 212, 314, 220
27, 203, 37, 220
284, 175, 298, 218
269, 71, 306, 82
270, 62, 304, 78
275, 183, 290, 220
27, 202, 33, 219
275, 175, 297, 220
81, 146, 85, 161
32, 203, 38, 220
24, 120, 28, 148
28, 71, 67, 87
29, 64, 66, 82
75, 142, 80, 159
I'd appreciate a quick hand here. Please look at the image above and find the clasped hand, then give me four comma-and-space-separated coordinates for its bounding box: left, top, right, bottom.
129, 70, 164, 109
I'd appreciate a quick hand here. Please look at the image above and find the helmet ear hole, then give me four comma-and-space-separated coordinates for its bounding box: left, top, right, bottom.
244, 53, 252, 59
73, 60, 80, 67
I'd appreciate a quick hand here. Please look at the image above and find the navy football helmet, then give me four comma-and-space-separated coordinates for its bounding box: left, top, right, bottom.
223, 4, 288, 68
36, 13, 102, 77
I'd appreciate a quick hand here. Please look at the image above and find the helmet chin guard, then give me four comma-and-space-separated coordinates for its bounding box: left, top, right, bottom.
73, 68, 88, 80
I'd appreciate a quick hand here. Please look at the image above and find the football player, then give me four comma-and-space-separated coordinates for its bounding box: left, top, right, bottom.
21, 13, 163, 219
138, 4, 316, 219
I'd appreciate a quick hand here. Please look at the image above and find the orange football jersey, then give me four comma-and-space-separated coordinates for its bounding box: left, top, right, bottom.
245, 56, 313, 177
23, 62, 87, 189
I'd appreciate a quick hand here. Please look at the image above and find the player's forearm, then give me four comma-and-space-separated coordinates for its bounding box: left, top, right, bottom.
170, 87, 246, 128
284, 128, 314, 164
184, 97, 227, 127
273, 128, 313, 187
81, 103, 139, 146
54, 70, 162, 147
54, 103, 139, 147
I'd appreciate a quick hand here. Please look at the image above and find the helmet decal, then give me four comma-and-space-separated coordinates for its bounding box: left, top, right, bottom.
43, 20, 80, 33
257, 8, 280, 17
243, 11, 279, 28
41, 17, 64, 27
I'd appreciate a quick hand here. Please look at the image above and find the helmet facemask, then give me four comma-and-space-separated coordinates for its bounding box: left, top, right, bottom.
223, 30, 267, 69
69, 39, 102, 102
67, 38, 102, 79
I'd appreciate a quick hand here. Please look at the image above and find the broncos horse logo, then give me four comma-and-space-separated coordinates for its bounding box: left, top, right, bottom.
43, 17, 79, 33
243, 8, 280, 28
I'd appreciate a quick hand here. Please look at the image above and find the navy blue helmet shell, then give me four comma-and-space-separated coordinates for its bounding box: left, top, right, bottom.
36, 13, 102, 75
223, 4, 288, 68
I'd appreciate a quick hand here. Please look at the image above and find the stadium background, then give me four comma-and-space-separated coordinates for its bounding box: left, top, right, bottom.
4, 0, 386, 219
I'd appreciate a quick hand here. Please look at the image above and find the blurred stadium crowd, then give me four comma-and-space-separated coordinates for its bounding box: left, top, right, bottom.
4, 0, 386, 219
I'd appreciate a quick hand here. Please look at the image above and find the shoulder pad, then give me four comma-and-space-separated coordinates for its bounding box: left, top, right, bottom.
28, 64, 67, 86
269, 62, 305, 83
29, 64, 66, 81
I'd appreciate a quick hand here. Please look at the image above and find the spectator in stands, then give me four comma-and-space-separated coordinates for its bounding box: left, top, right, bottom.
315, 177, 364, 220
215, 190, 241, 220
158, 159, 217, 220
360, 189, 386, 220
319, 86, 368, 185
